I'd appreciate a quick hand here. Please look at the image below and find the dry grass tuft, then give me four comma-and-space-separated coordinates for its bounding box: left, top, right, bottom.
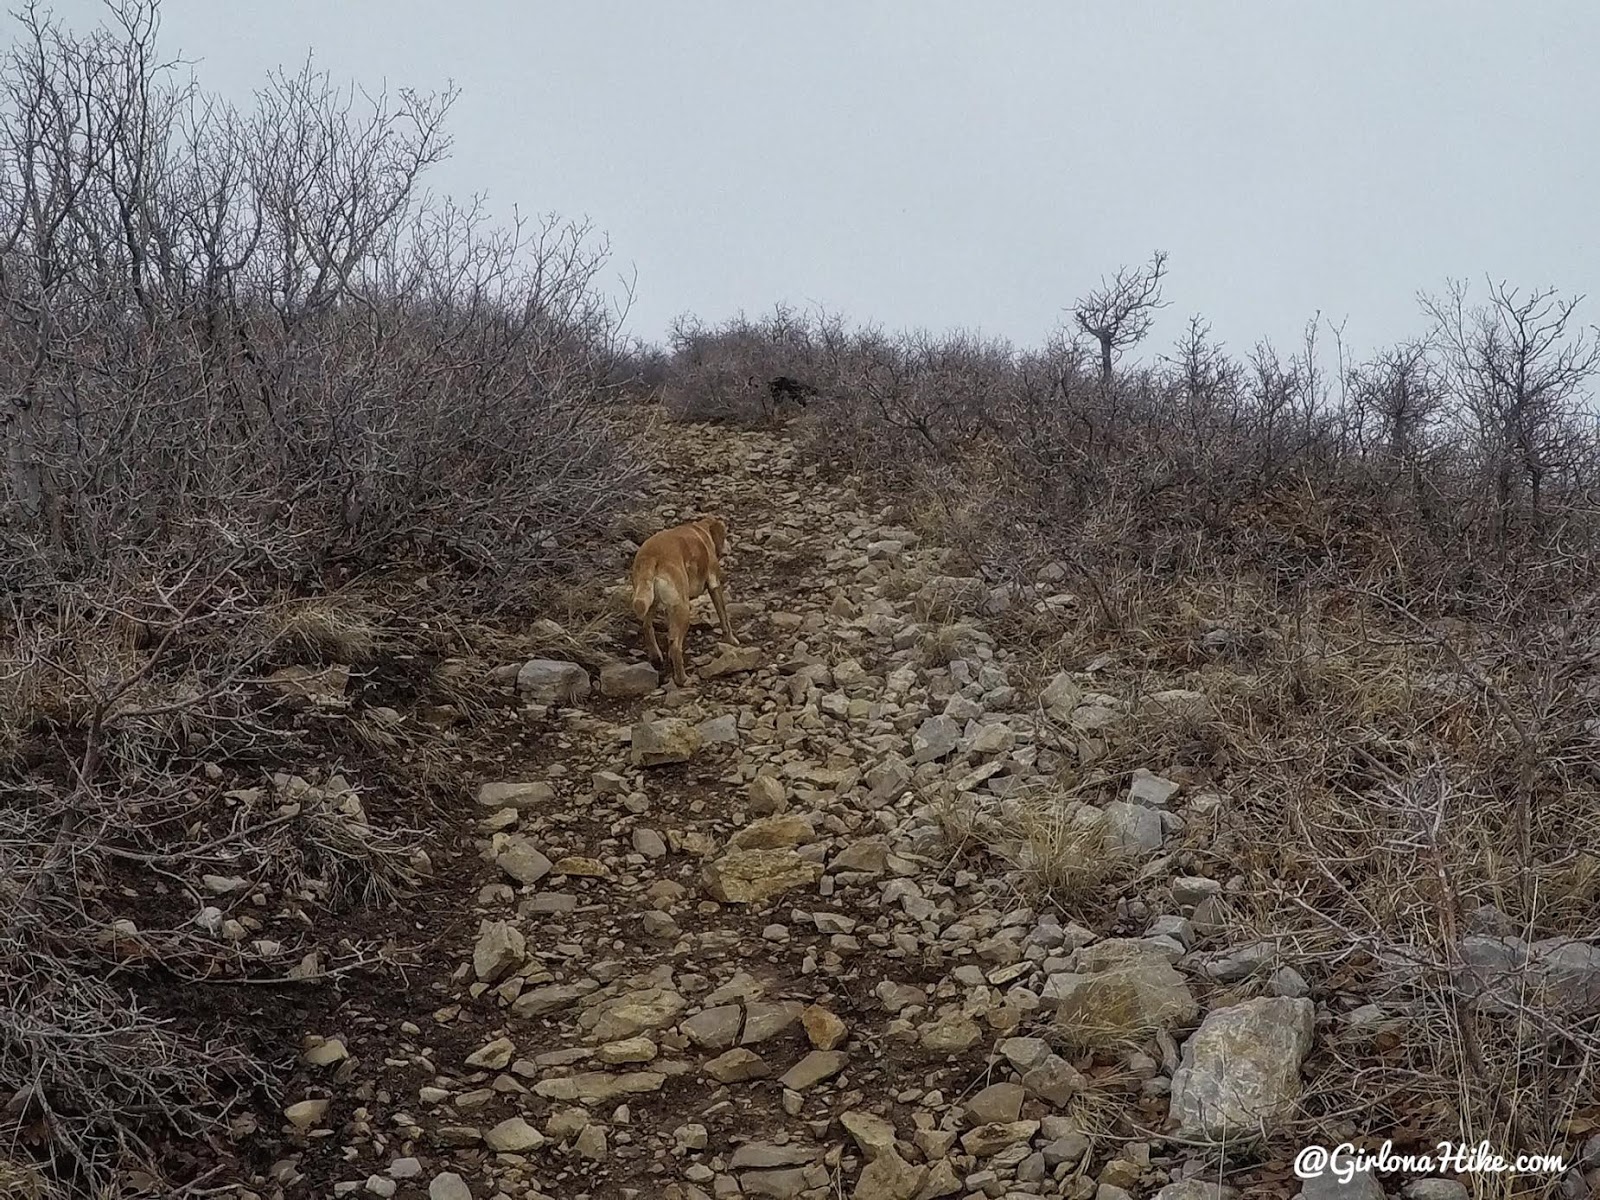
1005, 793, 1120, 907
1051, 983, 1173, 1055
262, 598, 384, 663
0, 1158, 57, 1200
914, 624, 969, 668
1048, 1082, 1143, 1147
510, 578, 635, 674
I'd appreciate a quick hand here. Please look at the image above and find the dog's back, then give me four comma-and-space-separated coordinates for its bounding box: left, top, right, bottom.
631, 521, 719, 612
630, 517, 734, 686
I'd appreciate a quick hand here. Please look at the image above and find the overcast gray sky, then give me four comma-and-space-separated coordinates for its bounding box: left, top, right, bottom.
43, 1, 1600, 361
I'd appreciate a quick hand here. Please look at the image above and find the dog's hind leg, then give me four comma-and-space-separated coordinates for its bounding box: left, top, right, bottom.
632, 577, 663, 665
640, 612, 663, 665
709, 583, 738, 645
666, 601, 691, 687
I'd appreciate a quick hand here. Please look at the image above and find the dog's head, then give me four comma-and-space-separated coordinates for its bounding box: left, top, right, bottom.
698, 515, 728, 555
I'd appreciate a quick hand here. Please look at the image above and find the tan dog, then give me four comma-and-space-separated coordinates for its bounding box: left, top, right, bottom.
630, 515, 738, 686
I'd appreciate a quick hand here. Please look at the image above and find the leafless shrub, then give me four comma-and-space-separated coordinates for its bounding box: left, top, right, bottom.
1423, 278, 1600, 547
0, 2, 638, 594
0, 943, 261, 1192
0, 0, 639, 1187
654, 273, 1600, 624
1074, 249, 1169, 386
660, 303, 844, 424
1347, 338, 1441, 468
658, 262, 1600, 1165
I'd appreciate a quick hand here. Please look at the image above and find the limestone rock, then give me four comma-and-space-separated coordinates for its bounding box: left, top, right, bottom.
586, 988, 687, 1041
517, 659, 590, 704
832, 840, 888, 874
531, 1071, 666, 1103
964, 1082, 1024, 1125
681, 1004, 743, 1050
1157, 1182, 1239, 1200
704, 1047, 770, 1083
840, 1109, 898, 1160
704, 645, 763, 676
915, 1159, 963, 1199
854, 1151, 926, 1200
596, 1035, 657, 1064
741, 1000, 804, 1044
472, 919, 525, 983
960, 1120, 1039, 1156
495, 836, 552, 885
703, 849, 823, 903
698, 713, 741, 744
1138, 688, 1211, 723
631, 718, 702, 766
1297, 1168, 1384, 1200
1022, 1053, 1086, 1106
1102, 800, 1164, 856
301, 1037, 347, 1067
912, 715, 961, 763
476, 780, 554, 809
600, 661, 659, 697
729, 1143, 819, 1170
918, 1012, 982, 1054
1040, 672, 1082, 721
779, 1049, 848, 1090
802, 1005, 848, 1050
284, 1098, 329, 1131
463, 1036, 515, 1070
1129, 768, 1181, 807
1169, 997, 1315, 1141
483, 1116, 545, 1153
1401, 1182, 1469, 1200
747, 775, 789, 814
729, 814, 815, 850
512, 980, 598, 1018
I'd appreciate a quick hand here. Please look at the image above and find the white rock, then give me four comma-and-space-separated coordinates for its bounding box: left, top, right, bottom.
516, 658, 590, 704
1169, 997, 1315, 1142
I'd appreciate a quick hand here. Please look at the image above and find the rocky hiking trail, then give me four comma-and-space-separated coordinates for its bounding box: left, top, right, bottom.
270, 414, 1331, 1200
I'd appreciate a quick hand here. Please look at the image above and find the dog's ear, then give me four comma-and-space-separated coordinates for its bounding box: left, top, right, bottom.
706, 516, 728, 553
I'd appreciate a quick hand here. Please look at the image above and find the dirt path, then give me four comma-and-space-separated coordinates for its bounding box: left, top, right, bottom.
258, 415, 1297, 1200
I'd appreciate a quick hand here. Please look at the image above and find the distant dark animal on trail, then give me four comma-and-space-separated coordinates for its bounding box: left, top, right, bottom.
767, 375, 817, 405
748, 375, 819, 417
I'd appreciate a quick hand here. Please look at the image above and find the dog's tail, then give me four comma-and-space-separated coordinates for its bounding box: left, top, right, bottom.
631, 573, 656, 621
